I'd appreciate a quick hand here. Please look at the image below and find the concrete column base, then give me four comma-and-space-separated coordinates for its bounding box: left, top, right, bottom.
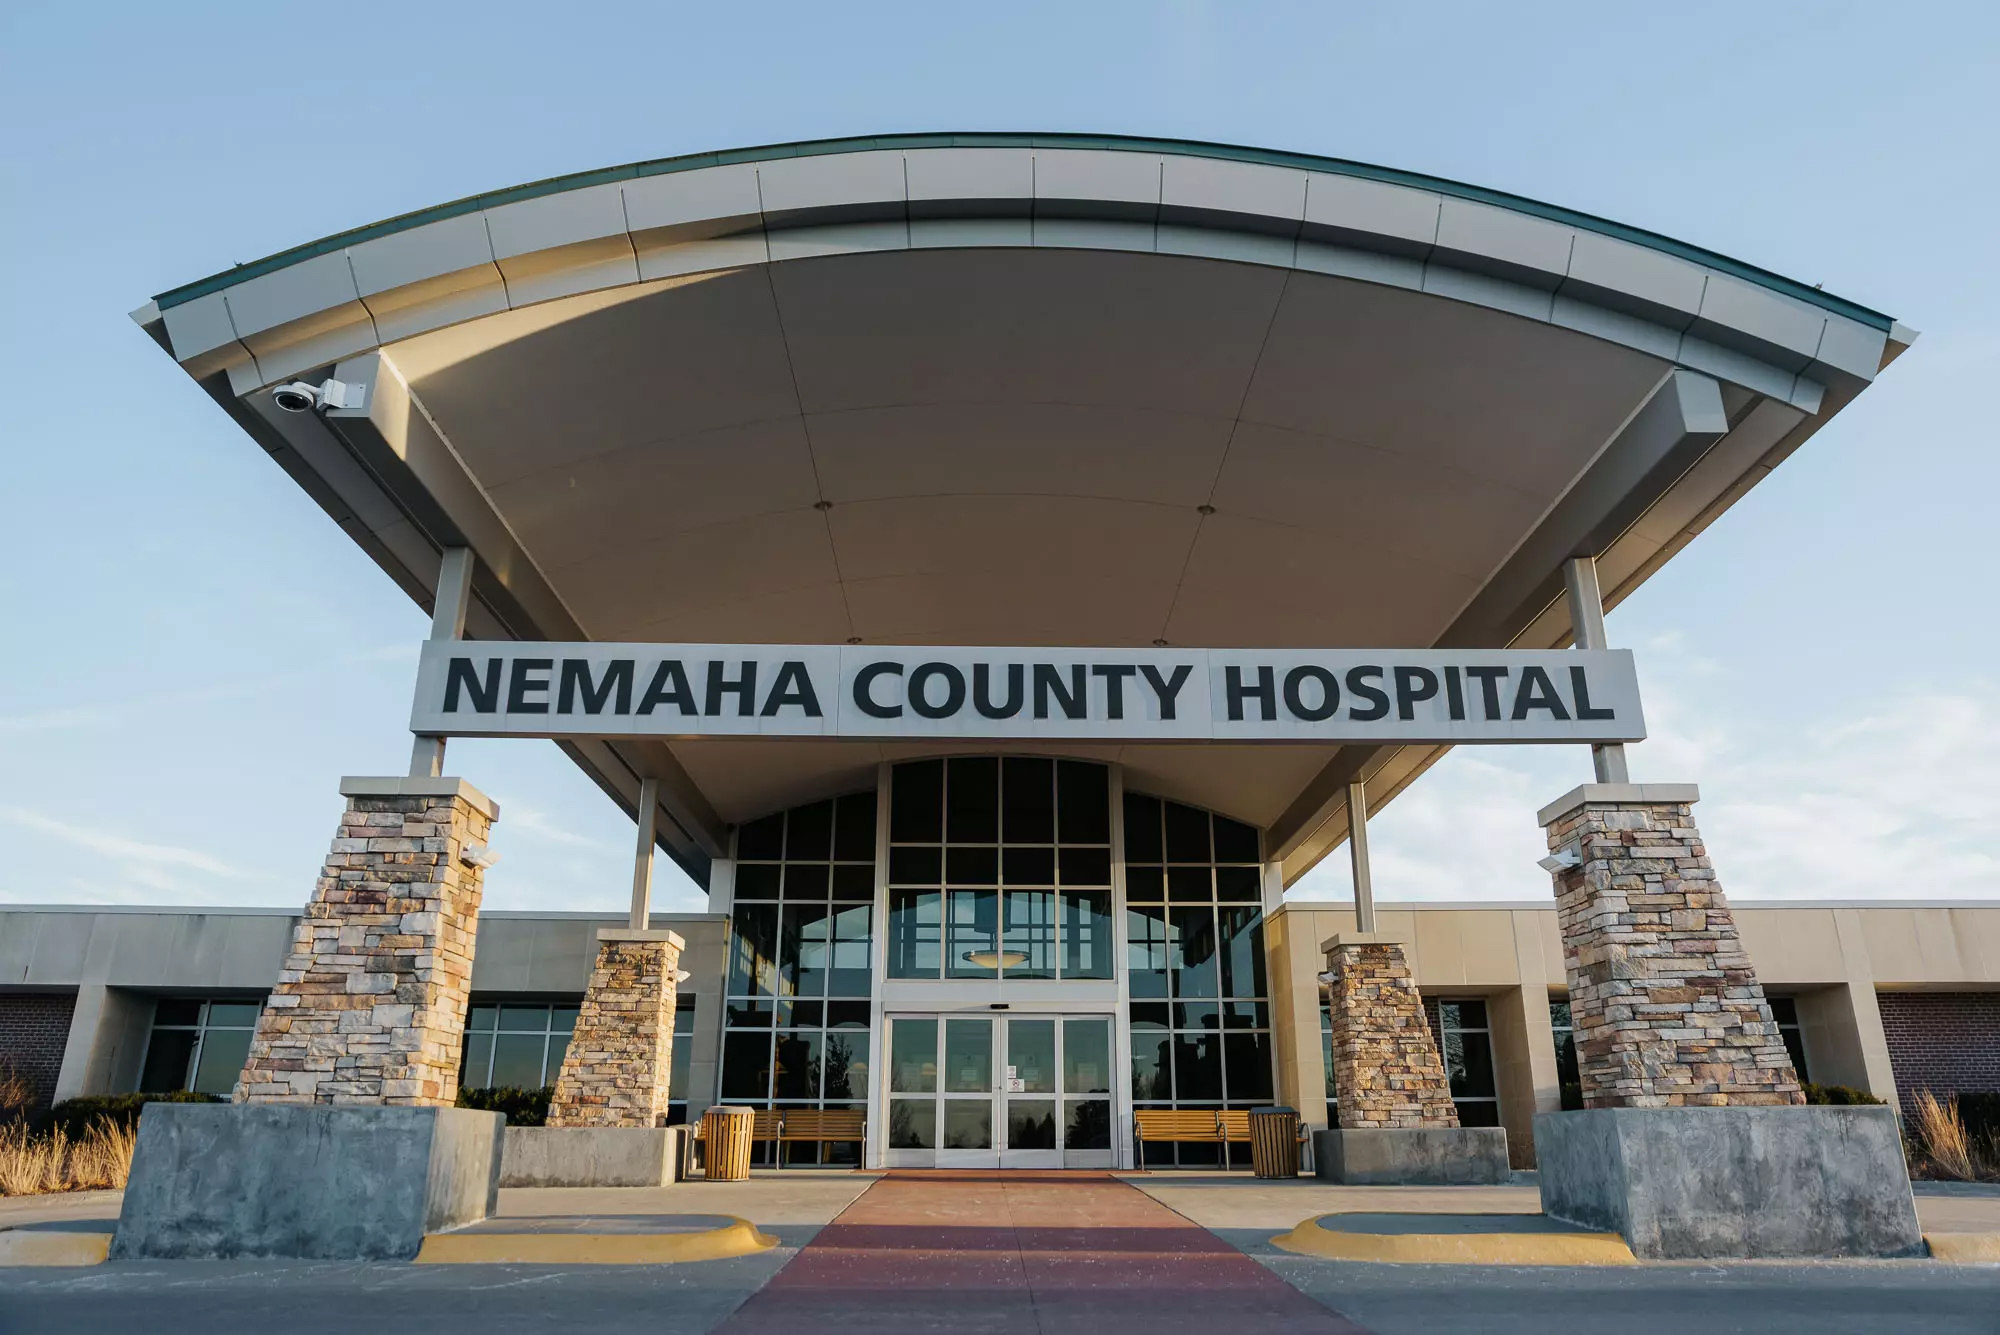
111, 1103, 502, 1260
1312, 1126, 1510, 1185
1535, 1106, 1922, 1258
499, 1125, 684, 1187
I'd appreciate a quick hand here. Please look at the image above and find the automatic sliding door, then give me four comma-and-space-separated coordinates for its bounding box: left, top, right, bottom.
1060, 1017, 1114, 1168
884, 1013, 1116, 1168
1000, 1018, 1058, 1167
936, 1017, 999, 1167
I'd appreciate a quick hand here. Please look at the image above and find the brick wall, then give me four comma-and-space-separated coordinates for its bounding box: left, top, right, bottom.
1878, 991, 2000, 1118
0, 994, 76, 1111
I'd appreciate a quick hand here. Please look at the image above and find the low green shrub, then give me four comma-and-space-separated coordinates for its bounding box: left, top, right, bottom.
35, 1091, 222, 1140
1802, 1082, 1884, 1105
457, 1086, 552, 1126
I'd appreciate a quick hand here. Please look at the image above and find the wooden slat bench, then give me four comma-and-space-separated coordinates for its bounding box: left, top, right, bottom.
681, 1107, 867, 1177
1133, 1108, 1308, 1172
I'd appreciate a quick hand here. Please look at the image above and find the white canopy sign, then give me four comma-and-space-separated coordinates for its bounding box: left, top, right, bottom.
409, 643, 1644, 745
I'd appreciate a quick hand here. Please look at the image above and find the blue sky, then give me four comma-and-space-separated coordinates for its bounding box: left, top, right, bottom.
2, 1, 1995, 914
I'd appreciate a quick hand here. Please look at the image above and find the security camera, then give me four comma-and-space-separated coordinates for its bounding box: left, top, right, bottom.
1538, 845, 1583, 874
272, 381, 322, 413
271, 378, 362, 414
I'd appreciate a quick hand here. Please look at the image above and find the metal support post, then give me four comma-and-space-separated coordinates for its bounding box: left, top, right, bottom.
409, 547, 475, 778
1563, 556, 1630, 784
1347, 779, 1376, 934
628, 777, 660, 930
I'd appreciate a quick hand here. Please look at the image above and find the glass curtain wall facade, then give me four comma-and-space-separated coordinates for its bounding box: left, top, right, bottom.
886, 758, 1113, 979
721, 791, 876, 1164
1124, 792, 1273, 1165
713, 759, 1278, 1168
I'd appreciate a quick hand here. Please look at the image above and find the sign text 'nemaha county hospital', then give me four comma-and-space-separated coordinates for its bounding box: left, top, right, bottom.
410, 644, 1644, 745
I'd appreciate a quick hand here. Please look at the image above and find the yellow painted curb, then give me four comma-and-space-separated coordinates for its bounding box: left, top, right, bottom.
1272, 1214, 1636, 1266
1925, 1232, 2000, 1263
414, 1216, 777, 1265
0, 1230, 112, 1267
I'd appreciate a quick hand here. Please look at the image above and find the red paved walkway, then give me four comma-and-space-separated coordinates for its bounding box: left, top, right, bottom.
714, 1171, 1370, 1334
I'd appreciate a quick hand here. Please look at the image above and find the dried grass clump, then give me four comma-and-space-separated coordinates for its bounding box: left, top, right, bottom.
0, 1061, 33, 1122
1911, 1089, 1994, 1182
0, 1121, 137, 1196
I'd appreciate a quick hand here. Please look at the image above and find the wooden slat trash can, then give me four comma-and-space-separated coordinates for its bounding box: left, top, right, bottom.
1249, 1106, 1302, 1179
703, 1106, 757, 1181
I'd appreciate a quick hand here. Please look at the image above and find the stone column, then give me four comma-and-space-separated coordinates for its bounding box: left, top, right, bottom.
1537, 783, 1802, 1107
547, 929, 684, 1128
235, 777, 497, 1106
1321, 935, 1459, 1128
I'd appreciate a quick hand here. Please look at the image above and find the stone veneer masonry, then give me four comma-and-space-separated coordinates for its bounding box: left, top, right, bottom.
1541, 790, 1802, 1108
234, 779, 495, 1106
547, 930, 683, 1128
1323, 940, 1461, 1128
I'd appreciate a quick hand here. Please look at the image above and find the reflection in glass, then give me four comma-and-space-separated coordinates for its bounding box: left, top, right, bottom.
1065, 1098, 1112, 1149
1170, 907, 1218, 998
823, 1032, 869, 1100
943, 1019, 992, 1093
889, 1019, 938, 1093
1173, 1031, 1222, 1101
888, 890, 941, 978
491, 1032, 547, 1088
1002, 890, 1056, 977
1007, 1100, 1056, 1149
1223, 1031, 1273, 1102
1063, 1019, 1111, 1094
889, 1098, 936, 1149
1220, 907, 1267, 998
1131, 1032, 1173, 1101
829, 904, 873, 997
191, 1029, 252, 1097
1007, 1019, 1056, 1094
945, 889, 999, 978
942, 1101, 992, 1149
773, 1030, 822, 1100
728, 904, 780, 997
1126, 905, 1170, 998
1061, 889, 1113, 979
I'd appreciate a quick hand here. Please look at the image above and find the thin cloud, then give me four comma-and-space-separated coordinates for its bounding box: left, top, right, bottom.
0, 707, 114, 734
0, 806, 248, 879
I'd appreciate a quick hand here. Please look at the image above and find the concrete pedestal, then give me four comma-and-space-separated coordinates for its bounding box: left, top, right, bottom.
1535, 1106, 1922, 1258
111, 1103, 503, 1260
499, 1125, 684, 1187
1313, 1127, 1510, 1185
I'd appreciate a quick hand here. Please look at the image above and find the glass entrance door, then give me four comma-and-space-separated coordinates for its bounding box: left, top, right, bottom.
885, 1014, 1113, 1168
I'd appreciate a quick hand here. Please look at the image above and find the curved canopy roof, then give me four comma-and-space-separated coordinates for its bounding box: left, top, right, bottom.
135, 134, 1912, 889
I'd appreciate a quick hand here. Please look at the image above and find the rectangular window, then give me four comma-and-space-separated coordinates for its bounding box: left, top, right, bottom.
139, 997, 265, 1098
458, 1002, 576, 1090
1550, 998, 1582, 1110
1123, 793, 1271, 1167
1437, 999, 1499, 1127
887, 757, 1113, 980
726, 791, 878, 1165
664, 997, 699, 1125
1768, 995, 1809, 1082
